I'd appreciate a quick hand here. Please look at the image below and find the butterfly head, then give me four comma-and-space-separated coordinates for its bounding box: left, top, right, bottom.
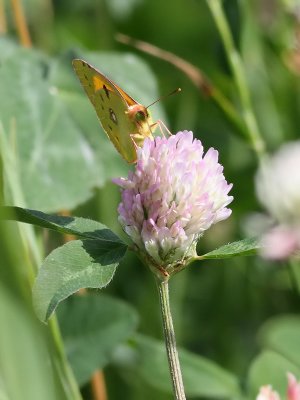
127, 104, 149, 122
127, 104, 154, 143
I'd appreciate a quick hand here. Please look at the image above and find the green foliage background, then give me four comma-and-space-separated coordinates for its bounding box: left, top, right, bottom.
1, 0, 300, 399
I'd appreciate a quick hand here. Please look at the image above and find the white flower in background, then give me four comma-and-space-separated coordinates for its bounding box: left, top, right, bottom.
256, 141, 300, 259
256, 373, 300, 400
114, 131, 233, 272
256, 385, 280, 400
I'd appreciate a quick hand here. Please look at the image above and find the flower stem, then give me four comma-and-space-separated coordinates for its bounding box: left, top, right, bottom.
157, 279, 186, 400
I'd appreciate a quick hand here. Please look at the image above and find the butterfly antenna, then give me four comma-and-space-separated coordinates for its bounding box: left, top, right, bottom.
146, 88, 181, 109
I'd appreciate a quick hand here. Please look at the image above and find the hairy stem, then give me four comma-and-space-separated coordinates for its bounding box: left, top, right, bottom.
157, 279, 186, 400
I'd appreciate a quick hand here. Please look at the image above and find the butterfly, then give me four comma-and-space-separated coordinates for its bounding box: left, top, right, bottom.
72, 59, 155, 163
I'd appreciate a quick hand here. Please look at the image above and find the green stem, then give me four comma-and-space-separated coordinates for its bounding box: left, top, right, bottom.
288, 259, 300, 294
49, 317, 83, 400
210, 86, 245, 134
207, 0, 265, 160
157, 279, 186, 400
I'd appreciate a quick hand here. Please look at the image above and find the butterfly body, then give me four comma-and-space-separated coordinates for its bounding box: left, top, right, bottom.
72, 59, 154, 163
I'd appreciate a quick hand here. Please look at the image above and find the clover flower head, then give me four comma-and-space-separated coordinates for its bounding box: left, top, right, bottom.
114, 131, 233, 272
256, 141, 300, 259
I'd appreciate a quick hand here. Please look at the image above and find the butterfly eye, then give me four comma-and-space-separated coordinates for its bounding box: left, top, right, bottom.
135, 110, 147, 122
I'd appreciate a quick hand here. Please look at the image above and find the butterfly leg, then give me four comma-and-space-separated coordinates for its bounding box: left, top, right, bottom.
154, 120, 172, 138
130, 133, 144, 151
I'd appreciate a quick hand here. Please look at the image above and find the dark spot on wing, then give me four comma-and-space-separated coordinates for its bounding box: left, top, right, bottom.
103, 84, 110, 99
100, 93, 104, 102
109, 108, 118, 125
84, 74, 88, 80
101, 105, 104, 110
108, 125, 113, 131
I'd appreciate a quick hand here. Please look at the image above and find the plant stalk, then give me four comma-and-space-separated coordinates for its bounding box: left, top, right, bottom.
0, 0, 7, 33
10, 0, 32, 47
157, 279, 186, 400
288, 259, 300, 294
49, 316, 83, 400
207, 0, 265, 160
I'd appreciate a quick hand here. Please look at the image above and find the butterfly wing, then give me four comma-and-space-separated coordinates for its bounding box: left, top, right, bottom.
72, 59, 138, 163
111, 81, 138, 107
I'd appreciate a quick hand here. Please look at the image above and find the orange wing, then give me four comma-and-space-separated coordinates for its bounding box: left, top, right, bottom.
72, 58, 138, 163
72, 58, 154, 163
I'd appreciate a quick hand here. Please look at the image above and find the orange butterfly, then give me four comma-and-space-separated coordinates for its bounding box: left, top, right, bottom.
73, 59, 155, 163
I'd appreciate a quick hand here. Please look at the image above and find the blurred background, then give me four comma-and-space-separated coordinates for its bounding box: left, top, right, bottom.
1, 0, 300, 399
